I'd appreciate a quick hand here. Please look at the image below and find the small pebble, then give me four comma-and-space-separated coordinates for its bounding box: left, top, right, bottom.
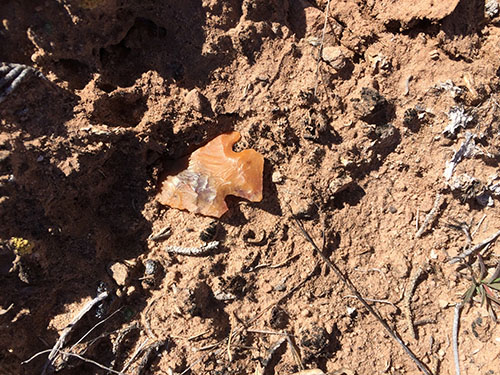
273, 283, 286, 292
144, 259, 159, 275
438, 299, 450, 309
109, 262, 129, 286
302, 309, 312, 317
271, 171, 284, 184
429, 249, 438, 259
346, 306, 357, 316
321, 46, 346, 71
184, 89, 211, 114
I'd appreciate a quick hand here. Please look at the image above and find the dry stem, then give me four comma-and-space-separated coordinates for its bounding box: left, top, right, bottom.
293, 216, 432, 375
41, 291, 109, 375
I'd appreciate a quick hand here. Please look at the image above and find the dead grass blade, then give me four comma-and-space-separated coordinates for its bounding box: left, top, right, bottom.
292, 215, 432, 375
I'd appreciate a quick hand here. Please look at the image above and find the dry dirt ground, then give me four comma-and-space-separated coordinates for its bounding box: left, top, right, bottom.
1, 0, 500, 374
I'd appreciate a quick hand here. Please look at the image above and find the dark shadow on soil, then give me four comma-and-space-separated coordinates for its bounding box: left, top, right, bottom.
331, 183, 366, 210
442, 0, 485, 37
0, 75, 76, 139
1, 0, 305, 92
384, 0, 485, 39
0, 131, 154, 373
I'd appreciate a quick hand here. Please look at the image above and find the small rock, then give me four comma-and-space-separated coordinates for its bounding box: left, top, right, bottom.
403, 107, 422, 132
321, 46, 346, 71
142, 259, 162, 288
184, 89, 211, 114
346, 306, 357, 316
328, 174, 353, 195
273, 283, 286, 292
271, 171, 284, 184
213, 290, 236, 301
144, 259, 159, 275
108, 262, 129, 286
486, 0, 499, 18
429, 249, 438, 259
301, 309, 312, 317
438, 299, 450, 309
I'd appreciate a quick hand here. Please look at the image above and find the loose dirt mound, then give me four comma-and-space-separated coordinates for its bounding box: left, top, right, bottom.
1, 0, 500, 374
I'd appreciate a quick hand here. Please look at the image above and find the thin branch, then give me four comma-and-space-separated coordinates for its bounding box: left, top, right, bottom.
247, 329, 290, 336
135, 340, 166, 375
22, 350, 52, 365
343, 295, 398, 309
58, 351, 130, 375
121, 337, 149, 373
68, 308, 122, 354
404, 264, 428, 339
416, 193, 443, 238
471, 214, 487, 238
165, 241, 219, 256
313, 0, 332, 96
293, 216, 432, 375
449, 229, 500, 264
41, 291, 109, 375
453, 302, 463, 375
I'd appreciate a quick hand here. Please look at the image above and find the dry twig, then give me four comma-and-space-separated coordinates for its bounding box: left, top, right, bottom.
416, 193, 443, 238
165, 241, 219, 256
404, 264, 428, 339
135, 340, 166, 375
471, 214, 487, 237
111, 323, 139, 370
120, 337, 149, 373
41, 291, 109, 375
313, 0, 332, 96
67, 308, 122, 356
453, 302, 463, 375
449, 229, 500, 264
343, 295, 398, 310
292, 216, 432, 375
148, 227, 172, 241
285, 332, 304, 371
58, 351, 130, 375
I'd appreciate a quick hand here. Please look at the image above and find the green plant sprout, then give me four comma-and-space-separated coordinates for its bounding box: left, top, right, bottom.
462, 255, 500, 322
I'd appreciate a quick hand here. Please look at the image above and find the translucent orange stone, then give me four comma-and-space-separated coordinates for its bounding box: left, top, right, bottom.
158, 132, 264, 218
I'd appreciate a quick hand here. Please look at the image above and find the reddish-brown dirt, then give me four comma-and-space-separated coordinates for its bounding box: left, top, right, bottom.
1, 1, 500, 374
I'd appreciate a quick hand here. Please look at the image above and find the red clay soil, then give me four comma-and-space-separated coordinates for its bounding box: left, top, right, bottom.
1, 1, 500, 374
